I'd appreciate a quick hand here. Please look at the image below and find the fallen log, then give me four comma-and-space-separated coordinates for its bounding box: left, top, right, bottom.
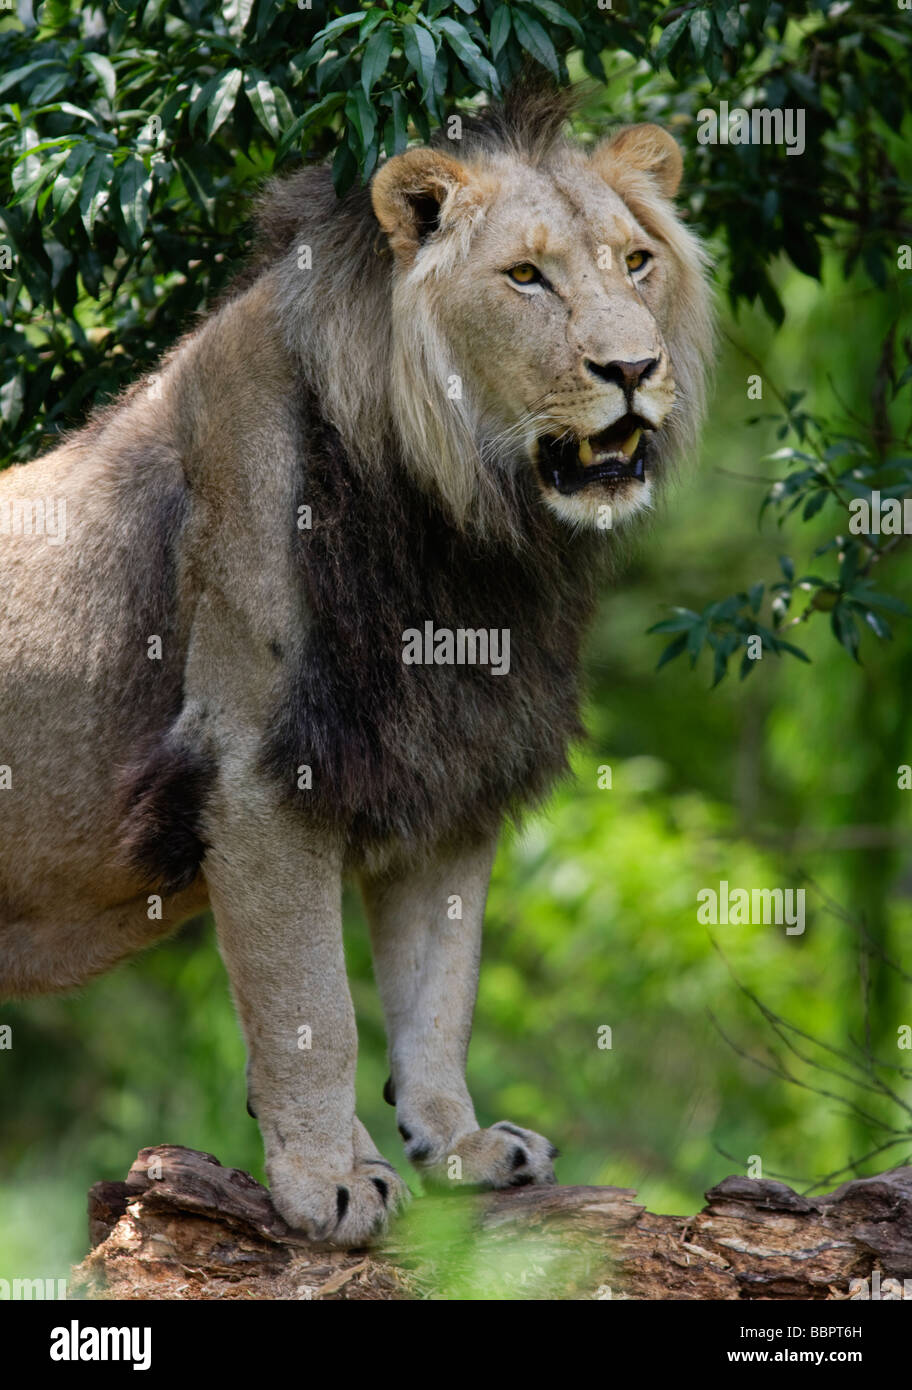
70, 1145, 912, 1301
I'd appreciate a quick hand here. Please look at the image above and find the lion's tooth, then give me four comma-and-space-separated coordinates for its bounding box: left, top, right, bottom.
620, 428, 641, 457
578, 438, 594, 465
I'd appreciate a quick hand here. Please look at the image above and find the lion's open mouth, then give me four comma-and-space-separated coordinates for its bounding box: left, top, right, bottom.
536, 414, 650, 496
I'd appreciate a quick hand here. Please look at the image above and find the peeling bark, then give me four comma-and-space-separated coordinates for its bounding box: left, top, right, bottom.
70, 1146, 912, 1301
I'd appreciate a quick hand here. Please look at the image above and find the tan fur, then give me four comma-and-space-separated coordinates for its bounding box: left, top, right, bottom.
0, 111, 713, 1246
364, 122, 712, 533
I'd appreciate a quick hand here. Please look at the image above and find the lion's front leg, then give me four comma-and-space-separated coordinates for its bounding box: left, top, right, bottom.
361, 833, 558, 1191
204, 777, 407, 1247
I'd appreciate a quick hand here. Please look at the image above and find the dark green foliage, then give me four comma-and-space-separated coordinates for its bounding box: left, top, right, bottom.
650, 364, 912, 682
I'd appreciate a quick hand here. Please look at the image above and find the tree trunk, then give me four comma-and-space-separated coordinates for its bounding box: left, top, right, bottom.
70, 1145, 912, 1301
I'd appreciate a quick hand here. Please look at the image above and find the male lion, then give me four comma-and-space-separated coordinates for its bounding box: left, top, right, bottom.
0, 88, 712, 1246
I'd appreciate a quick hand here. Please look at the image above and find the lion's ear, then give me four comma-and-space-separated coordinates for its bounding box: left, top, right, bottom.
371, 148, 473, 261
590, 124, 683, 199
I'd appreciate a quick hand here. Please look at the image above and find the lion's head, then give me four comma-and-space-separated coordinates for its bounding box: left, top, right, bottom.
370, 97, 713, 532
266, 87, 713, 539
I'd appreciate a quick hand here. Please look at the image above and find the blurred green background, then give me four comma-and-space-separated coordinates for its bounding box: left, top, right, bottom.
1, 1, 910, 1289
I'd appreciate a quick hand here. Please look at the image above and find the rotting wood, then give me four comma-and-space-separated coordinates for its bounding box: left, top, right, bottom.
70, 1145, 912, 1301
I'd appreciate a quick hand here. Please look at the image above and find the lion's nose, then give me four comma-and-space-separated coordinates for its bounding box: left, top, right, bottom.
585, 357, 658, 393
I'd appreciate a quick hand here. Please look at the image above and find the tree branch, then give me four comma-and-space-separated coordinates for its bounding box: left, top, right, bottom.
70, 1145, 912, 1301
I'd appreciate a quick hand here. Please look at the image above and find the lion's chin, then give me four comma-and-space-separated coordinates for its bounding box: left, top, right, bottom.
540, 475, 654, 529
533, 415, 655, 529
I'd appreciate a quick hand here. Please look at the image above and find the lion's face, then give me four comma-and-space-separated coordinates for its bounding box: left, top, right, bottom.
440, 163, 679, 527
372, 124, 712, 533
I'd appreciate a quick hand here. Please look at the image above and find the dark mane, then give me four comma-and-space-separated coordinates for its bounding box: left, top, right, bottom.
226, 77, 578, 298
217, 164, 360, 302
260, 384, 606, 863
432, 75, 578, 162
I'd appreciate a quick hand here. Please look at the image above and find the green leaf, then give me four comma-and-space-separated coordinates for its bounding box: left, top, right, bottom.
224, 0, 254, 38
362, 23, 394, 99
719, 6, 741, 45
436, 18, 501, 93
55, 101, 103, 126
320, 12, 368, 39
117, 153, 152, 249
177, 153, 215, 221
403, 22, 438, 101
779, 554, 795, 582
81, 53, 117, 103
0, 371, 25, 430
704, 594, 745, 623
0, 59, 61, 101
411, 102, 431, 143
825, 439, 869, 461
10, 137, 78, 166
655, 13, 690, 64
802, 490, 827, 520
530, 1, 584, 44
243, 69, 280, 140
78, 151, 114, 235
207, 67, 242, 139
304, 12, 364, 66
853, 589, 911, 616
690, 9, 713, 59
831, 605, 860, 663
512, 7, 560, 78
190, 68, 242, 138
315, 51, 351, 98
705, 16, 725, 83
385, 90, 409, 156
491, 6, 512, 57
272, 87, 294, 133
656, 632, 688, 670
11, 146, 69, 209
331, 133, 359, 196
711, 643, 729, 687
776, 641, 811, 663
856, 607, 892, 641
687, 620, 709, 666
748, 582, 764, 614
30, 70, 69, 105
52, 142, 93, 218
345, 86, 377, 157
276, 91, 345, 161
580, 41, 606, 81
647, 607, 701, 634
649, 618, 696, 634
360, 8, 387, 40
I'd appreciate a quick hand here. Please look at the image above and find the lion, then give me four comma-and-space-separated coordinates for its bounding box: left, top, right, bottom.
0, 86, 713, 1246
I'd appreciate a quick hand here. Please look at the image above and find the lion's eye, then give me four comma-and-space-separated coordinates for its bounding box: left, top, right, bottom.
507, 263, 542, 285
626, 250, 651, 274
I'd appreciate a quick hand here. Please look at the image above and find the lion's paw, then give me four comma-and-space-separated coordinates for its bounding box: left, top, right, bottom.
269, 1158, 410, 1248
414, 1121, 559, 1191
